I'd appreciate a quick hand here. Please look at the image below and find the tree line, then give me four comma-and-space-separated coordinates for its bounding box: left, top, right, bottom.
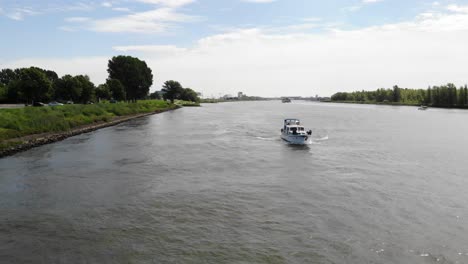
0, 55, 200, 104
331, 84, 468, 108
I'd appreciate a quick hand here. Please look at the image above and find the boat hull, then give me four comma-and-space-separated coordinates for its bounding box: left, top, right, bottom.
281, 134, 310, 145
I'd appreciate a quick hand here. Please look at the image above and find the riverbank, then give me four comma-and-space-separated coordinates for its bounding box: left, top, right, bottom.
327, 100, 468, 109
0, 100, 179, 158
327, 100, 420, 106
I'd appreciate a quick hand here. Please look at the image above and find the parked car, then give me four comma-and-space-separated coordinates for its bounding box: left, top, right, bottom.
48, 101, 64, 106
110, 99, 117, 104
33, 102, 45, 107
65, 101, 74, 104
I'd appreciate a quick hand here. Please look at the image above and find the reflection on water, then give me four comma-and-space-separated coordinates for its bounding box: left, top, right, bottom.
1, 101, 468, 263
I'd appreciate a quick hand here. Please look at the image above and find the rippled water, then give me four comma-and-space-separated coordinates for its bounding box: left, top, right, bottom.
1, 101, 468, 263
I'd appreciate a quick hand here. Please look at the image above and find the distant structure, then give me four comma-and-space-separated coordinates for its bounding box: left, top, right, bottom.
238, 92, 243, 99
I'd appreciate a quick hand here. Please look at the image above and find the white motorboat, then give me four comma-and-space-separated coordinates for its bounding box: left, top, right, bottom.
281, 119, 312, 145
418, 105, 428, 110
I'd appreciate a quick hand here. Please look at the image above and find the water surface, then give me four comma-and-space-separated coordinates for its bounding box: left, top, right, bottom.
1, 101, 468, 263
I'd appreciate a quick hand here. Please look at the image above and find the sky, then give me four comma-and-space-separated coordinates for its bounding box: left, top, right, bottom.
1, 0, 468, 97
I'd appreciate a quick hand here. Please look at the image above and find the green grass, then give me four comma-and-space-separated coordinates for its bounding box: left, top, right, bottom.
199, 99, 224, 103
174, 100, 201, 107
0, 140, 23, 151
0, 100, 175, 144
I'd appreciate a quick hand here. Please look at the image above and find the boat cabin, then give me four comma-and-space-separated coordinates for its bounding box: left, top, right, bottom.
284, 119, 300, 126
283, 119, 307, 135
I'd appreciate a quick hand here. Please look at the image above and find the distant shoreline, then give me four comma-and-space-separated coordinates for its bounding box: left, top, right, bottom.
325, 100, 468, 109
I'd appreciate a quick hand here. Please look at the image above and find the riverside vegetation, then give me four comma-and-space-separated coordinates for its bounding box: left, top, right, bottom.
0, 100, 176, 151
0, 55, 201, 105
0, 55, 202, 153
331, 84, 468, 108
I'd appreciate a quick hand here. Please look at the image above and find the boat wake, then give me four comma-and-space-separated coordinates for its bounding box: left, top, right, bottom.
315, 135, 329, 141
255, 136, 278, 141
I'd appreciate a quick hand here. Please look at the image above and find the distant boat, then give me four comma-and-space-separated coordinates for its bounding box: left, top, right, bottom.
282, 98, 291, 103
418, 105, 428, 110
281, 119, 312, 145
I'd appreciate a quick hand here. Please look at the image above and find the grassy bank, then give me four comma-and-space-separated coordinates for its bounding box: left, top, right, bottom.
0, 100, 175, 148
174, 100, 201, 107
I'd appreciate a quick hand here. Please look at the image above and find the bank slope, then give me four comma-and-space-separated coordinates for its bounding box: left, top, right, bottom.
0, 100, 179, 156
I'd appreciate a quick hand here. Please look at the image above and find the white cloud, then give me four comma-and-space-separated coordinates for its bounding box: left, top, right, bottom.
302, 17, 322, 22
112, 7, 131, 12
343, 5, 361, 12
58, 26, 77, 32
136, 0, 196, 7
60, 0, 198, 33
0, 57, 109, 85
89, 7, 198, 33
362, 0, 383, 3
112, 10, 468, 96
65, 17, 91, 23
1, 2, 95, 21
345, 0, 383, 13
5, 8, 468, 97
242, 0, 276, 3
102, 2, 113, 8
4, 7, 39, 20
113, 45, 187, 54
447, 4, 468, 13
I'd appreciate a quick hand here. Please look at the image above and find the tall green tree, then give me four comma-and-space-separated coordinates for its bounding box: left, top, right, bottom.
0, 84, 7, 103
180, 88, 200, 102
54, 74, 82, 102
0, 68, 20, 86
75, 75, 95, 103
106, 78, 126, 101
17, 67, 52, 104
149, 91, 161, 100
162, 80, 183, 103
96, 84, 112, 101
107, 56, 153, 102
392, 85, 401, 102
465, 85, 468, 107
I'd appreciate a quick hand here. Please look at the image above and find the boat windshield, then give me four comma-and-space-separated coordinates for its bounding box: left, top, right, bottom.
284, 119, 300, 125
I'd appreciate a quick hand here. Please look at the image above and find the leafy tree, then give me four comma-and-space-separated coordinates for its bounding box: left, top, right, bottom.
162, 80, 183, 103
106, 78, 126, 101
17, 67, 52, 104
96, 84, 111, 101
149, 91, 161, 100
28, 67, 59, 83
0, 84, 7, 103
75, 75, 95, 103
44, 70, 59, 83
331, 83, 468, 107
54, 74, 82, 102
180, 88, 200, 102
0, 68, 20, 86
465, 85, 468, 106
6, 81, 21, 103
426, 87, 432, 105
107, 56, 153, 101
392, 85, 401, 102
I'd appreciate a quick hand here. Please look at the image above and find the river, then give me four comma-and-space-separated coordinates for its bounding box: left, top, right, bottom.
1, 101, 468, 263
